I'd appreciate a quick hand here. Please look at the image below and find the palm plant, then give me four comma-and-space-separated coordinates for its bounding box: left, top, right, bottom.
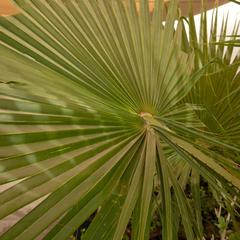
0, 0, 239, 239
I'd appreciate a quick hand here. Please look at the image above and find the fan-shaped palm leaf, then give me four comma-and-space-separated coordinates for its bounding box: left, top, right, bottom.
0, 0, 239, 239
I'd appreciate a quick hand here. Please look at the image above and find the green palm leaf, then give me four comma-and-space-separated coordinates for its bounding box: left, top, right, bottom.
0, 0, 239, 239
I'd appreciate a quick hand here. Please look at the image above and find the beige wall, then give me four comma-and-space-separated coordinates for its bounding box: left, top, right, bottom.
0, 0, 19, 16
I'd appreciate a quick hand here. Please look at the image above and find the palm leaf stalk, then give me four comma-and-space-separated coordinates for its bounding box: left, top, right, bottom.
230, 0, 240, 5
0, 0, 239, 239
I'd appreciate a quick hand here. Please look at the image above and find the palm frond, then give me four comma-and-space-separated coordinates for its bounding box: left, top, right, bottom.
0, 0, 239, 239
